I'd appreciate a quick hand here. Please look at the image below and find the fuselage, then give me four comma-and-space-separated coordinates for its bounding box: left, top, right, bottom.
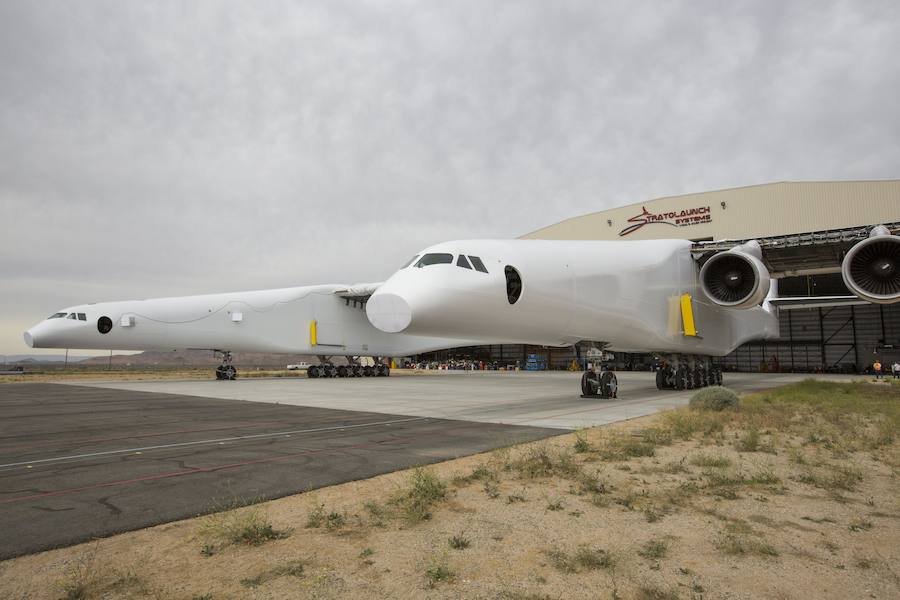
366, 239, 779, 356
24, 284, 469, 357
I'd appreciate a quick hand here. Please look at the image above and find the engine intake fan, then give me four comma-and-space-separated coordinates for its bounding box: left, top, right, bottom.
700, 240, 771, 309
841, 225, 900, 304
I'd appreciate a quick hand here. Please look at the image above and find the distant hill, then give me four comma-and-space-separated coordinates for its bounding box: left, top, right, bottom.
77, 350, 346, 367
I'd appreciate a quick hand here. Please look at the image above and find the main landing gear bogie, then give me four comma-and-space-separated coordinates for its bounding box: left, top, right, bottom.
655, 358, 722, 391
307, 361, 391, 379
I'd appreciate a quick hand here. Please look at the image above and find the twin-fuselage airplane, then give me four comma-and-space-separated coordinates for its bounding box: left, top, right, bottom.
24, 225, 900, 396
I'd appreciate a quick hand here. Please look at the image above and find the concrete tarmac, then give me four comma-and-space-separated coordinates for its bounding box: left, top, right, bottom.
0, 383, 558, 560
74, 370, 860, 429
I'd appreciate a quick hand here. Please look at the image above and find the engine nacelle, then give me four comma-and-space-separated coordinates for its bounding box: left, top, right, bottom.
700, 240, 771, 309
841, 225, 900, 304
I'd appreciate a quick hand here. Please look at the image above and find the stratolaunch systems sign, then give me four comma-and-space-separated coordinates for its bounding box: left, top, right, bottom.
619, 206, 712, 236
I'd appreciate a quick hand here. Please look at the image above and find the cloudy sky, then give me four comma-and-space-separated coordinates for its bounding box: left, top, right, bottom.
1, 0, 898, 355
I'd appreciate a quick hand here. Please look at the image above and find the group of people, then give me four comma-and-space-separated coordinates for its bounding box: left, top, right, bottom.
872, 359, 900, 379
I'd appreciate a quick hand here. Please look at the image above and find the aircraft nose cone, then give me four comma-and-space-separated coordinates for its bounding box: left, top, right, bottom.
366, 293, 412, 333
23, 330, 35, 348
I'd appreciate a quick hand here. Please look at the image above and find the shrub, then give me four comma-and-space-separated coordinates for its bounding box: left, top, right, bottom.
689, 387, 739, 411
393, 468, 447, 523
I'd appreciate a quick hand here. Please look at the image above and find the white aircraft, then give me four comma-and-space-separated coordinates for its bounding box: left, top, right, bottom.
25, 224, 900, 395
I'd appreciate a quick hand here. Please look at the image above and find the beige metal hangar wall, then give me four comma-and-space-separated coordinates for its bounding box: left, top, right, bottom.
521, 180, 900, 242
424, 180, 900, 373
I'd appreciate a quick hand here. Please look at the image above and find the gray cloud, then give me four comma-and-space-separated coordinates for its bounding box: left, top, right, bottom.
2, 0, 899, 353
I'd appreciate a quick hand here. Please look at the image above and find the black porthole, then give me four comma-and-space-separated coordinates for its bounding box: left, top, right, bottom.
505, 266, 522, 305
97, 316, 113, 334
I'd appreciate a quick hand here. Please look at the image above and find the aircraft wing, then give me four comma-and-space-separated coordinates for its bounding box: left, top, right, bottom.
691, 221, 900, 277
334, 282, 383, 301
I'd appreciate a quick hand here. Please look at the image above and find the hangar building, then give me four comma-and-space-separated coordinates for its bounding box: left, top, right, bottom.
424, 180, 900, 373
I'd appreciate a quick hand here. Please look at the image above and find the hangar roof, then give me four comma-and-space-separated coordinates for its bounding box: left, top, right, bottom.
521, 180, 900, 242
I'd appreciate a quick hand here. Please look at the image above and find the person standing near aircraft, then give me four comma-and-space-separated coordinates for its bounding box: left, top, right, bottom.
892, 361, 900, 379
873, 359, 883, 379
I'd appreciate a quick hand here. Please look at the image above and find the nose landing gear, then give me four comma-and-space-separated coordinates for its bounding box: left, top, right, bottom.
214, 351, 237, 380
581, 369, 618, 399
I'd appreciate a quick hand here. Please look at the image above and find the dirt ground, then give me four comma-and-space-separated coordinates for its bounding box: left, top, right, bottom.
1, 380, 898, 600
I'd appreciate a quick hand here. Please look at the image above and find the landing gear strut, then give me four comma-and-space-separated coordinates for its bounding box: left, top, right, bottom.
214, 351, 237, 381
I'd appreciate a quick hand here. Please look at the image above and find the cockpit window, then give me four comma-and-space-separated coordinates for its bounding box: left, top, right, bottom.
400, 255, 419, 269
457, 255, 472, 269
77, 313, 86, 321
468, 256, 488, 273
415, 253, 453, 268
48, 312, 67, 319
67, 313, 77, 320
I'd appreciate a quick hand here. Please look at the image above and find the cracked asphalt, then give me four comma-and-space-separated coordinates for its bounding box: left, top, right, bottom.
0, 383, 560, 559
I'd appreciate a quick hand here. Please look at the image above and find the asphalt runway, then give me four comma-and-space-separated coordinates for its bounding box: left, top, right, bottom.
0, 383, 559, 560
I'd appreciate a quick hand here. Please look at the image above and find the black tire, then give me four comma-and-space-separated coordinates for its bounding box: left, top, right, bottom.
581, 371, 597, 396
337, 365, 348, 378
363, 365, 374, 377
224, 366, 236, 380
600, 371, 618, 399
307, 365, 319, 378
351, 365, 362, 377
215, 367, 225, 380
655, 369, 666, 390
325, 365, 337, 378
674, 368, 686, 390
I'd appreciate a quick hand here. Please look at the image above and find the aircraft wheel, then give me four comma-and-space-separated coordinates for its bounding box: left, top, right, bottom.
655, 369, 666, 390
674, 368, 686, 390
581, 371, 598, 396
307, 365, 320, 378
695, 368, 705, 388
215, 367, 225, 380
363, 365, 374, 377
600, 371, 618, 399
337, 365, 349, 378
224, 366, 236, 380
351, 365, 362, 377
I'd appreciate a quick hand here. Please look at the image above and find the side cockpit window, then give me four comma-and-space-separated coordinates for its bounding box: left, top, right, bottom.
415, 253, 453, 267
78, 313, 86, 321
48, 312, 67, 319
468, 256, 488, 273
457, 255, 472, 269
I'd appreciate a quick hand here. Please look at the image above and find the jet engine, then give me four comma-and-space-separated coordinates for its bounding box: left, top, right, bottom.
699, 240, 771, 309
841, 225, 900, 304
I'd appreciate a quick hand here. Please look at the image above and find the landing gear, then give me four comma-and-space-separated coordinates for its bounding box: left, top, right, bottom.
581, 369, 618, 399
214, 351, 237, 381
654, 355, 722, 391
306, 357, 391, 378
